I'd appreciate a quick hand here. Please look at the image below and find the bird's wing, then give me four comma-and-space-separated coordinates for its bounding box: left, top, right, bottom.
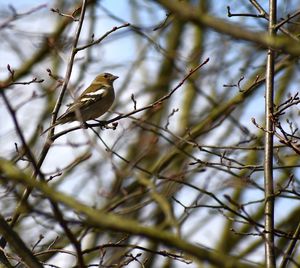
65, 86, 108, 113
79, 83, 109, 99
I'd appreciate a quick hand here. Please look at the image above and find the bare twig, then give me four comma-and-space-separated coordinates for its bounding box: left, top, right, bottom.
131, 93, 137, 110
50, 7, 80, 21
76, 23, 130, 52
275, 9, 300, 30
227, 5, 265, 18
0, 3, 47, 29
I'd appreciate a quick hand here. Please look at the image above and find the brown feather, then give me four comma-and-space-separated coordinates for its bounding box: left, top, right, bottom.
41, 73, 118, 135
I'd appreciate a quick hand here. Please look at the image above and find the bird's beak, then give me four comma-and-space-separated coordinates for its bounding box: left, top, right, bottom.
111, 75, 119, 81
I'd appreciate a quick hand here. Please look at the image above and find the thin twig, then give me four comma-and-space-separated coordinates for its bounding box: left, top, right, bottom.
0, 3, 47, 29
76, 23, 130, 51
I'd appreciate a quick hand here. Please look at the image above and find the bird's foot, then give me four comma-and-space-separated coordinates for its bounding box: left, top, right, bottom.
93, 120, 106, 129
80, 122, 89, 129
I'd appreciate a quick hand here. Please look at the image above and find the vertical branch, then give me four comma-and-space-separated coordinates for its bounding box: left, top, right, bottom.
0, 0, 88, 249
47, 0, 88, 137
264, 0, 276, 267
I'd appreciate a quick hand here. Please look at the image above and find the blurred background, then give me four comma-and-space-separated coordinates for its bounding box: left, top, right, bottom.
1, 0, 300, 267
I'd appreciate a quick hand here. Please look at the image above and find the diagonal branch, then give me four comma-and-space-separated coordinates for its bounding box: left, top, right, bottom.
155, 0, 300, 56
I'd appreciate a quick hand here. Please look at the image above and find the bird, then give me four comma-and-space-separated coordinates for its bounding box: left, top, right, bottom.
42, 72, 118, 134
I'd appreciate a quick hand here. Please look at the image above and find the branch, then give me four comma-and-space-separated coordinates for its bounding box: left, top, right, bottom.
264, 0, 276, 266
0, 0, 90, 251
0, 160, 259, 268
47, 0, 88, 137
155, 0, 300, 56
0, 214, 43, 268
76, 22, 131, 52
0, 3, 47, 29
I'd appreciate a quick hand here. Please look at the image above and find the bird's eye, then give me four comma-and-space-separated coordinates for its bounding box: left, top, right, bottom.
104, 74, 108, 78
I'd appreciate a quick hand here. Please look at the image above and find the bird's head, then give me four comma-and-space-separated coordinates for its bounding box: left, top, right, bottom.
93, 73, 119, 87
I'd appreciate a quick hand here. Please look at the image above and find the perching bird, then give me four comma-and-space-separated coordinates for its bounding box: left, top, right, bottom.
43, 72, 118, 134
